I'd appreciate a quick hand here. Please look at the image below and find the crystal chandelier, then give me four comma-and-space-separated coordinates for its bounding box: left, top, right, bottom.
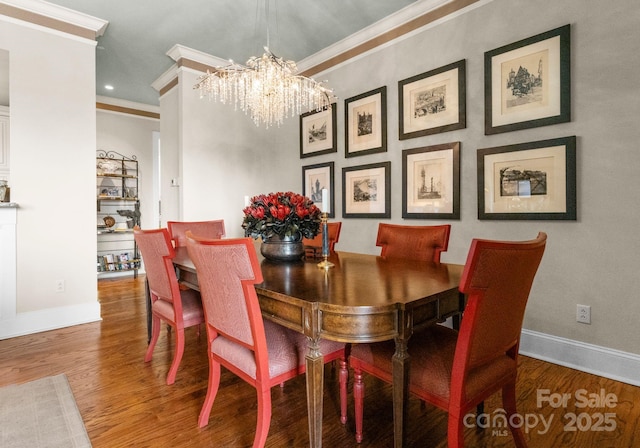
194, 1, 334, 128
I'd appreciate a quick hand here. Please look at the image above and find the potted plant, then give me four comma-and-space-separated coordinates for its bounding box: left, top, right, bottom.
242, 191, 321, 261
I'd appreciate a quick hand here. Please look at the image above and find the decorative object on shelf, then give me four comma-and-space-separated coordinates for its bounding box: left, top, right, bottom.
194, 0, 334, 128
242, 191, 321, 262
96, 159, 120, 175
103, 215, 116, 228
117, 202, 141, 227
0, 179, 7, 202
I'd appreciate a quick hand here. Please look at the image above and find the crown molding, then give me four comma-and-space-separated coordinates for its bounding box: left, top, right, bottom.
0, 0, 108, 38
151, 63, 178, 95
298, 0, 489, 75
297, 0, 453, 70
153, 44, 231, 96
96, 95, 160, 120
167, 44, 228, 68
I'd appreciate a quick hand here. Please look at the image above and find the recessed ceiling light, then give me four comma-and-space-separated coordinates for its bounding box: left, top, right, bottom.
104, 85, 114, 90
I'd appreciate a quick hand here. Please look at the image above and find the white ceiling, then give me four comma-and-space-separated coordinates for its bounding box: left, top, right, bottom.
39, 0, 426, 106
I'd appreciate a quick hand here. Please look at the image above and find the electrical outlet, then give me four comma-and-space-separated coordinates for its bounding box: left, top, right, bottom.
576, 304, 591, 324
55, 279, 65, 293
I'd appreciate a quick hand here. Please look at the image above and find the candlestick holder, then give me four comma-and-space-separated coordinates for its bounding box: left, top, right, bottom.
317, 212, 334, 270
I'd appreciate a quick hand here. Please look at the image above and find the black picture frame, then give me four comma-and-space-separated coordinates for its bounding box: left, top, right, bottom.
402, 142, 460, 219
344, 86, 387, 158
484, 24, 571, 135
302, 161, 335, 218
300, 104, 337, 158
342, 161, 391, 218
399, 59, 466, 140
477, 136, 576, 220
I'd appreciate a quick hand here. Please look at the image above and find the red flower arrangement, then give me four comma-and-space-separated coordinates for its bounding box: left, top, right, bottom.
242, 191, 321, 240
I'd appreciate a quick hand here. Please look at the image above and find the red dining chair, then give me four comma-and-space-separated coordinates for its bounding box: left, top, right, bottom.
185, 233, 345, 447
133, 228, 204, 385
303, 221, 342, 257
344, 232, 547, 447
167, 219, 225, 247
376, 223, 451, 263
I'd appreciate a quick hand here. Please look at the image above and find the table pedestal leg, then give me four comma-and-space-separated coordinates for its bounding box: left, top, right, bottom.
392, 337, 410, 448
306, 338, 324, 448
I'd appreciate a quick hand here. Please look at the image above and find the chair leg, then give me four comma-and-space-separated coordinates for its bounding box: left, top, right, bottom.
447, 411, 465, 448
339, 355, 348, 424
354, 368, 364, 443
253, 384, 272, 448
198, 360, 221, 428
503, 381, 527, 448
144, 315, 161, 362
166, 327, 185, 385
476, 401, 484, 428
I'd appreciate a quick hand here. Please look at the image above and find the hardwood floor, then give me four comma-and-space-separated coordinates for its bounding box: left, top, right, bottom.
1, 276, 639, 447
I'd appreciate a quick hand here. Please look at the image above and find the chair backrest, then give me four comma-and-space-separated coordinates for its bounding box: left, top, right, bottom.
303, 222, 342, 253
167, 220, 225, 247
376, 223, 451, 263
454, 232, 547, 375
185, 233, 264, 353
133, 228, 183, 313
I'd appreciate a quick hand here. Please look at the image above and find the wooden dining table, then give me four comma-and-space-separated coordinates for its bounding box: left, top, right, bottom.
168, 244, 464, 448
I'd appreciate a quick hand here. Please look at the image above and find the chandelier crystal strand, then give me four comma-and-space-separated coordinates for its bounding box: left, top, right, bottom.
195, 48, 334, 128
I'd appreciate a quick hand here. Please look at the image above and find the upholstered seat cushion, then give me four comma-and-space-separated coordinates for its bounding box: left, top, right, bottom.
350, 324, 516, 406
212, 319, 302, 379
152, 288, 203, 325
212, 320, 345, 379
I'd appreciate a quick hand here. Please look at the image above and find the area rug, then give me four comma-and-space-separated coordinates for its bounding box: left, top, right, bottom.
0, 374, 92, 448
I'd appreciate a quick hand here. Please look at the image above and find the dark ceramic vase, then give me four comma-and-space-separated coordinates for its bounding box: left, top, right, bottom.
260, 233, 304, 262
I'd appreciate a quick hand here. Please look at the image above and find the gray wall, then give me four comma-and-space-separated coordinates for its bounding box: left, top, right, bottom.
273, 0, 640, 355
170, 0, 640, 359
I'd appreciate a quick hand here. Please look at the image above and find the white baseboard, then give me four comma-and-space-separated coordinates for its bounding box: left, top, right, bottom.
0, 301, 101, 340
520, 329, 640, 387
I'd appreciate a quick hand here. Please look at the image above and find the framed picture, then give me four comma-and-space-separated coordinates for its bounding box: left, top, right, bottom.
345, 86, 387, 158
485, 24, 570, 135
300, 104, 337, 158
302, 162, 335, 218
402, 142, 460, 219
399, 59, 466, 140
342, 162, 390, 218
477, 136, 576, 220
